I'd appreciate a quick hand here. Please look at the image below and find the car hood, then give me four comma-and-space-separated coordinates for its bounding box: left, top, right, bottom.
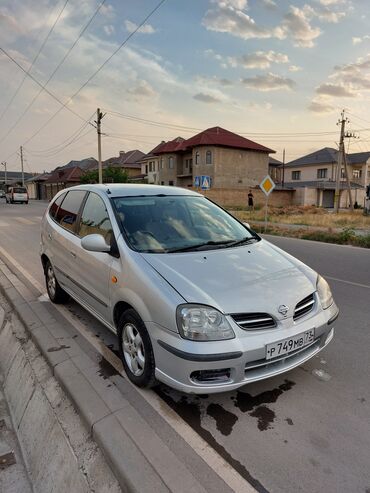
142, 240, 316, 320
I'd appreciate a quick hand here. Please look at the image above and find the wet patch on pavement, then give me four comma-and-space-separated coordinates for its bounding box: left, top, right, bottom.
285, 417, 294, 426
107, 343, 120, 358
206, 403, 238, 436
249, 405, 275, 431
156, 387, 269, 493
47, 344, 70, 352
98, 357, 119, 379
231, 379, 296, 431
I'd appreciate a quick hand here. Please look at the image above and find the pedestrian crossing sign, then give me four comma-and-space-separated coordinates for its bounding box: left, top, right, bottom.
201, 175, 211, 190
260, 175, 275, 196
194, 176, 200, 187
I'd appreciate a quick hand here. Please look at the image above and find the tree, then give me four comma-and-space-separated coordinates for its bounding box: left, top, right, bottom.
80, 166, 129, 184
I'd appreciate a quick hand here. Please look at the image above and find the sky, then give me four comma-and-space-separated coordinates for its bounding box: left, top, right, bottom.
1, 0, 370, 173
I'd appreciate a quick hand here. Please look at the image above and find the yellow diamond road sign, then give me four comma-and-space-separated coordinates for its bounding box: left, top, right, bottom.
260, 175, 275, 196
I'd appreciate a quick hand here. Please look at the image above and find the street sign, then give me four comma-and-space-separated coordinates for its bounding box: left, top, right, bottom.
259, 175, 275, 196
201, 175, 211, 190
194, 176, 200, 187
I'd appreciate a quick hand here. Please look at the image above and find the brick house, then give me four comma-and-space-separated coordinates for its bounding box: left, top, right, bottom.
140, 127, 274, 189
103, 150, 146, 178
42, 166, 83, 200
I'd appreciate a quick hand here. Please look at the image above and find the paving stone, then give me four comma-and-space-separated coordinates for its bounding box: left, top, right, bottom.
93, 413, 170, 493
54, 360, 111, 429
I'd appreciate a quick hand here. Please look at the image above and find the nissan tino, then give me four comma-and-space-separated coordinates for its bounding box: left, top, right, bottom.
40, 184, 339, 393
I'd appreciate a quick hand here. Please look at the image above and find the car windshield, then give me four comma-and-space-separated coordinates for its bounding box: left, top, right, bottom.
113, 195, 258, 253
13, 188, 27, 193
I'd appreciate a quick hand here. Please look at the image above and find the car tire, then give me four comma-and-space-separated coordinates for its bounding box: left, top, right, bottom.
45, 260, 69, 304
117, 309, 156, 388
25, 201, 28, 204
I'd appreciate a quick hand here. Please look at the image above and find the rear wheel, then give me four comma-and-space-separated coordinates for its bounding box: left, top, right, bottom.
117, 309, 156, 388
45, 260, 69, 303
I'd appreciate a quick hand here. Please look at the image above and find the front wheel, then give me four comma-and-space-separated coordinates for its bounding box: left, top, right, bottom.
45, 260, 69, 303
118, 309, 156, 388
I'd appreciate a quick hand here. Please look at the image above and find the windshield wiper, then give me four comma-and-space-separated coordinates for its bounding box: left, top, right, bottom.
168, 239, 237, 253
224, 237, 258, 248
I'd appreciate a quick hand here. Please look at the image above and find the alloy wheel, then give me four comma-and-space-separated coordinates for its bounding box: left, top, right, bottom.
122, 323, 145, 376
47, 265, 56, 298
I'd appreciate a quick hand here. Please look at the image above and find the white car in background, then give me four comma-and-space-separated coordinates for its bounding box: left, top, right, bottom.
5, 187, 29, 204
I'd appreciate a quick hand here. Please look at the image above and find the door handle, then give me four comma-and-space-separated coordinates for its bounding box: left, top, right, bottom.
69, 251, 76, 259
48, 233, 52, 240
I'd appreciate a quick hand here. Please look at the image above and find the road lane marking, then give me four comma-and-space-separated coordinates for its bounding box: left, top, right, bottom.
15, 217, 35, 225
0, 245, 256, 493
326, 276, 370, 290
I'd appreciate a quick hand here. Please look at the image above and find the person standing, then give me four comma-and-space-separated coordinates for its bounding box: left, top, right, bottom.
248, 190, 254, 211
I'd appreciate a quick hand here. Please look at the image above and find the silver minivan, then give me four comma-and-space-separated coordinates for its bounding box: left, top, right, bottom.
40, 184, 339, 394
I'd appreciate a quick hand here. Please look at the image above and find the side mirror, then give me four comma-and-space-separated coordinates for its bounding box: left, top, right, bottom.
81, 234, 111, 253
243, 222, 251, 229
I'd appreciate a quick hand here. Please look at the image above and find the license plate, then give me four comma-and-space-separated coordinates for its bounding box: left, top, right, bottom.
266, 329, 315, 360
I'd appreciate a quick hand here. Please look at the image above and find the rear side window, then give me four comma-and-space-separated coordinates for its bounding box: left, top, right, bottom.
78, 192, 113, 243
49, 193, 66, 219
55, 190, 86, 233
13, 188, 27, 193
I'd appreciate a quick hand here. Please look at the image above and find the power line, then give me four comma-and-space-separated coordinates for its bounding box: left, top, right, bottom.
0, 47, 89, 137
0, 0, 107, 145
0, 0, 70, 125
15, 0, 167, 150
26, 111, 96, 156
104, 109, 345, 137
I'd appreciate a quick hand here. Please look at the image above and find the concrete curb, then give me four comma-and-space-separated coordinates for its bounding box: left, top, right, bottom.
0, 296, 121, 493
0, 258, 235, 493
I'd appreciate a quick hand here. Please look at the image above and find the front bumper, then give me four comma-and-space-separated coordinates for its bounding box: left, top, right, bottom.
149, 301, 339, 394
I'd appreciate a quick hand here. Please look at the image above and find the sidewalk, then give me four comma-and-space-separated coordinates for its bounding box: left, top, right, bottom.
0, 381, 32, 493
0, 253, 255, 493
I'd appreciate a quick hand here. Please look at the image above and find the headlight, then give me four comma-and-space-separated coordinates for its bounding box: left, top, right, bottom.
176, 304, 235, 341
316, 275, 333, 309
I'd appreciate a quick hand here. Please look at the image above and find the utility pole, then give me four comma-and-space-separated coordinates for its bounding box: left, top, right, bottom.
1, 161, 6, 188
282, 148, 285, 187
20, 145, 25, 186
95, 108, 104, 184
342, 131, 357, 211
334, 110, 347, 213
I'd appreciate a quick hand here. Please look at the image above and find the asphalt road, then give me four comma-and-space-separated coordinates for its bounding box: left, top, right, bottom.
0, 199, 369, 493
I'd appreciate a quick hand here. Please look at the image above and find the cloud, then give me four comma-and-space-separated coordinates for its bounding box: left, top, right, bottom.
202, 1, 346, 48
316, 83, 356, 97
313, 6, 345, 23
100, 4, 115, 19
280, 6, 321, 47
228, 50, 289, 69
103, 25, 115, 36
318, 0, 345, 5
261, 0, 277, 8
289, 65, 302, 72
308, 100, 335, 113
196, 75, 233, 86
124, 20, 156, 34
241, 73, 296, 91
127, 80, 157, 100
352, 35, 370, 45
193, 92, 222, 103
202, 1, 284, 41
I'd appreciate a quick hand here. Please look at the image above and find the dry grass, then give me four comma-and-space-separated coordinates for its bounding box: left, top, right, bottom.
249, 223, 370, 248
233, 206, 370, 230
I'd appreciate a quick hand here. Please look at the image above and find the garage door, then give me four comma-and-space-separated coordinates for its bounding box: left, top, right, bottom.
322, 190, 335, 208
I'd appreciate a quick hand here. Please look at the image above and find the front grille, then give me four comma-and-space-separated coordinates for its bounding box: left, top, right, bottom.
294, 293, 315, 320
231, 313, 276, 330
